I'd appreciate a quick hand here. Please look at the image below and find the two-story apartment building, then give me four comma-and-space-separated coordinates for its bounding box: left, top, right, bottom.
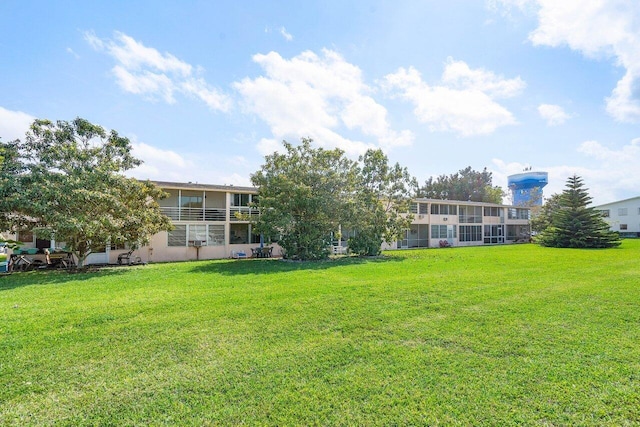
6, 181, 263, 265
8, 181, 531, 265
594, 196, 640, 238
385, 199, 530, 250
145, 181, 262, 263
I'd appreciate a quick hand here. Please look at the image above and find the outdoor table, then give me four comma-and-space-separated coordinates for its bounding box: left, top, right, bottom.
253, 247, 272, 258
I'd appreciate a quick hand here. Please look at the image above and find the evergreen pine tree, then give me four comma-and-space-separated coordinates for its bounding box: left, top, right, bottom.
538, 175, 621, 248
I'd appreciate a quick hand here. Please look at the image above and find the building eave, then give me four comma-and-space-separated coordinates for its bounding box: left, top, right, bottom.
149, 180, 257, 193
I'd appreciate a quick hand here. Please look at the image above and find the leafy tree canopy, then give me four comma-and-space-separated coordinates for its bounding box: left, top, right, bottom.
536, 175, 621, 248
345, 149, 417, 256
418, 166, 504, 204
1, 118, 173, 267
251, 139, 417, 260
530, 193, 561, 235
251, 138, 355, 260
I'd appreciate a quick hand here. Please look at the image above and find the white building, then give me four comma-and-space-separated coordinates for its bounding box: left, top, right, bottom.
385, 199, 530, 249
594, 196, 640, 238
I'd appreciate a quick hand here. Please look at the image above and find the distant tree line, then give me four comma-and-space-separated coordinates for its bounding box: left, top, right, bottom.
417, 166, 504, 204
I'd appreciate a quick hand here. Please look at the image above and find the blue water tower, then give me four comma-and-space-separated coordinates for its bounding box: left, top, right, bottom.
508, 171, 548, 206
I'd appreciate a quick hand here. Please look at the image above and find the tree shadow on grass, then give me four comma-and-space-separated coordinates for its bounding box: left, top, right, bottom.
0, 267, 134, 292
188, 254, 408, 276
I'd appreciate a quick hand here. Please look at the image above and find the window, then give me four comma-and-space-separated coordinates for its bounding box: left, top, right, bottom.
431, 204, 457, 215
230, 223, 249, 244
208, 225, 225, 246
17, 230, 34, 243
181, 195, 202, 208
188, 224, 207, 245
168, 225, 187, 246
407, 224, 429, 248
459, 205, 482, 223
431, 225, 446, 239
508, 208, 530, 220
459, 225, 482, 242
507, 224, 530, 241
618, 208, 628, 216
410, 203, 429, 214
483, 207, 502, 217
620, 224, 628, 230
431, 225, 456, 239
232, 193, 251, 207
168, 224, 226, 246
484, 225, 504, 244
599, 209, 610, 218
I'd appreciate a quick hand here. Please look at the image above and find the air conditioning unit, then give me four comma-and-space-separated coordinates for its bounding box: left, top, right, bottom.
418, 214, 424, 219
193, 240, 204, 247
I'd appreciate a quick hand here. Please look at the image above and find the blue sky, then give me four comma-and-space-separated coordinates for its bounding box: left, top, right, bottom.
1, 0, 639, 205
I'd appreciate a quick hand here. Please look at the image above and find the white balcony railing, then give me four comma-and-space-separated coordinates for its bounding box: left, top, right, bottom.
160, 207, 226, 222
160, 206, 260, 222
230, 206, 260, 222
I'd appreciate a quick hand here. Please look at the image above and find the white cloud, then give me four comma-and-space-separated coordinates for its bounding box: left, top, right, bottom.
255, 138, 283, 156
66, 47, 80, 59
537, 103, 572, 125
384, 59, 523, 137
495, 0, 640, 122
0, 107, 35, 141
279, 27, 293, 41
180, 77, 231, 111
486, 0, 537, 18
218, 172, 252, 187
442, 58, 526, 98
85, 31, 230, 111
129, 140, 253, 186
112, 65, 177, 103
129, 141, 190, 181
491, 138, 640, 205
234, 49, 413, 155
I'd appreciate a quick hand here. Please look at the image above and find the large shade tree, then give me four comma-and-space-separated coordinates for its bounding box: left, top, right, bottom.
536, 175, 620, 248
418, 166, 504, 203
251, 139, 417, 260
251, 139, 356, 260
345, 149, 417, 256
2, 118, 173, 267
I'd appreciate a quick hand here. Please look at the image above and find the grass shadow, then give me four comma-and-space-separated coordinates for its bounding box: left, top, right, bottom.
0, 266, 135, 292
188, 254, 408, 276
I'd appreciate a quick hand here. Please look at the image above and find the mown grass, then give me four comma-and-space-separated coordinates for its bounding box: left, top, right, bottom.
1, 241, 639, 426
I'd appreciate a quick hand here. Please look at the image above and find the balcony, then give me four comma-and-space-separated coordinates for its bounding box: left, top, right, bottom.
230, 206, 260, 222
160, 207, 226, 222
160, 206, 261, 222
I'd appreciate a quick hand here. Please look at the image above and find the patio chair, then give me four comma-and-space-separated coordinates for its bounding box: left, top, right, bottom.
117, 249, 134, 265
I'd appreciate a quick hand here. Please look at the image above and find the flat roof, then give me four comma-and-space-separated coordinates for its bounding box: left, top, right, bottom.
148, 181, 530, 208
415, 198, 529, 209
592, 195, 640, 208
150, 180, 257, 193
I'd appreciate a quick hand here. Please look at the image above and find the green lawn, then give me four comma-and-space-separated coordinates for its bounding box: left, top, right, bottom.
1, 241, 639, 426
